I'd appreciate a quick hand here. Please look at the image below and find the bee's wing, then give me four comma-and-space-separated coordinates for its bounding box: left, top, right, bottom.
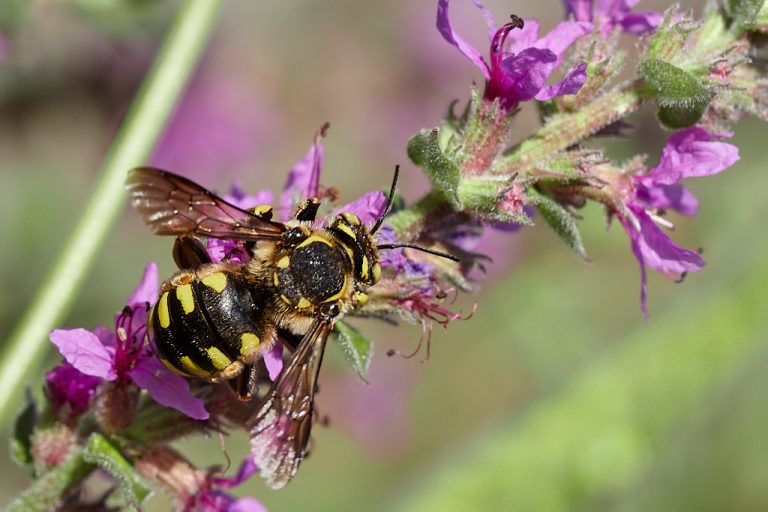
247, 319, 332, 489
127, 167, 285, 241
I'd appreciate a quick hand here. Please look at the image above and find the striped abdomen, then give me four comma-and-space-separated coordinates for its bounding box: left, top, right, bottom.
149, 270, 272, 380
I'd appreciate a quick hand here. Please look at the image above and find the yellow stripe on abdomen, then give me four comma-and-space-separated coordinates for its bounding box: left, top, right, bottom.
176, 284, 195, 314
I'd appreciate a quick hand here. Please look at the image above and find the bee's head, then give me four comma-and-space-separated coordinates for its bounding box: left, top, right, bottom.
326, 212, 381, 287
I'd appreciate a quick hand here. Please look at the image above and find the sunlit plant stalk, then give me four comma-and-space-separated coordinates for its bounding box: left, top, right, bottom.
0, 0, 224, 422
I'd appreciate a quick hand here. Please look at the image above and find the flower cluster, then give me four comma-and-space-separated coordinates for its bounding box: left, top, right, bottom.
13, 0, 768, 509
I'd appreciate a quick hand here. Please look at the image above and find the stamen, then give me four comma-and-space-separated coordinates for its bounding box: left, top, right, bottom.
649, 211, 674, 230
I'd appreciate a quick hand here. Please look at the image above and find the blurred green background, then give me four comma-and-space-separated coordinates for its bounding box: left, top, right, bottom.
1, 1, 767, 510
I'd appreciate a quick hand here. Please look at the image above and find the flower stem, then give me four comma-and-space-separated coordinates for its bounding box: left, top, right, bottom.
0, 0, 224, 424
496, 81, 646, 170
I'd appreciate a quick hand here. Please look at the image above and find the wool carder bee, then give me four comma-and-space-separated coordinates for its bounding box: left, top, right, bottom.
126, 166, 457, 488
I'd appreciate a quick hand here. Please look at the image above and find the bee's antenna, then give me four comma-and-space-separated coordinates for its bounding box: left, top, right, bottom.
377, 243, 460, 262
370, 165, 400, 236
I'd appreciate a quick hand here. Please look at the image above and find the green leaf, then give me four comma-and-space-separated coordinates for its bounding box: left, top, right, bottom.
639, 58, 711, 128
726, 0, 766, 31
532, 191, 589, 260
10, 391, 37, 467
82, 433, 151, 507
332, 321, 373, 383
407, 128, 462, 209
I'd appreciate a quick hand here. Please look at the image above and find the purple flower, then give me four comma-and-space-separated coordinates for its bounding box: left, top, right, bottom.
190, 459, 266, 512
563, 0, 662, 35
207, 184, 274, 264
437, 0, 590, 110
152, 74, 276, 182
280, 123, 328, 220
615, 128, 739, 316
49, 263, 209, 420
45, 362, 101, 419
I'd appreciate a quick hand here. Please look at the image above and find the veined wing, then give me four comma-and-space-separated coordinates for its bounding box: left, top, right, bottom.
127, 167, 285, 241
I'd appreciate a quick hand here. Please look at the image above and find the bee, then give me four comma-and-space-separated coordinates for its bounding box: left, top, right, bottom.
126, 166, 457, 488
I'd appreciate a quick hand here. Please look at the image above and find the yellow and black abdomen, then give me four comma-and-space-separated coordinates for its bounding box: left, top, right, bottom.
149, 270, 272, 380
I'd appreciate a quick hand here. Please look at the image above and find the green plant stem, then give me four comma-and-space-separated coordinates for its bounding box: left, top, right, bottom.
388, 82, 648, 238
0, 0, 224, 425
497, 82, 646, 170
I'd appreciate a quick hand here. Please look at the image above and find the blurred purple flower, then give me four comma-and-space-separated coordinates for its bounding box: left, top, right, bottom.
562, 0, 662, 35
437, 0, 590, 110
152, 74, 275, 181
189, 459, 266, 512
618, 128, 739, 316
49, 263, 209, 420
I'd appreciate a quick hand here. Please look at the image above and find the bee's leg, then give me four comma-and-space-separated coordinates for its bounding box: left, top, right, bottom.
293, 198, 322, 222
227, 363, 260, 401
173, 235, 212, 270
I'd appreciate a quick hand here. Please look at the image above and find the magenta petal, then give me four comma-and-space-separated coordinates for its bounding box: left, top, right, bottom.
636, 181, 699, 216
507, 18, 540, 53
45, 362, 102, 414
620, 11, 662, 34
128, 357, 209, 420
652, 128, 740, 185
224, 184, 273, 211
334, 191, 388, 226
634, 211, 705, 276
127, 262, 159, 309
264, 344, 284, 382
50, 328, 117, 381
212, 459, 259, 489
535, 62, 587, 100
502, 47, 557, 101
436, 0, 490, 78
280, 124, 327, 220
563, 0, 595, 22
229, 497, 269, 512
470, 0, 497, 39
536, 21, 592, 65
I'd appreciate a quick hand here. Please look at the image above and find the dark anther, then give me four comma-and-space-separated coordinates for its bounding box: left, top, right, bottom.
143, 301, 150, 312
675, 272, 688, 284
122, 305, 133, 317
386, 349, 396, 357
697, 247, 704, 255
509, 14, 524, 29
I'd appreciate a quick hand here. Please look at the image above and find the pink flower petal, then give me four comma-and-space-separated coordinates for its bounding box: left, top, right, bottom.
635, 181, 699, 216
620, 11, 662, 35
128, 357, 209, 420
264, 344, 284, 382
127, 262, 158, 309
50, 328, 117, 381
535, 62, 587, 100
436, 0, 491, 79
652, 128, 740, 185
280, 124, 327, 220
333, 191, 388, 227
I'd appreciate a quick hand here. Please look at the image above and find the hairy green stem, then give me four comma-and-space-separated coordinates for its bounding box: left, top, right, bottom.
0, 0, 224, 425
497, 82, 646, 170
390, 82, 647, 236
